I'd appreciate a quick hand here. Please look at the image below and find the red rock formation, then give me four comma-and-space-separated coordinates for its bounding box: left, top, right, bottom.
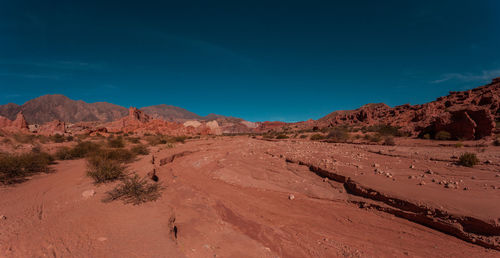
38, 120, 66, 136
12, 112, 28, 129
311, 78, 500, 139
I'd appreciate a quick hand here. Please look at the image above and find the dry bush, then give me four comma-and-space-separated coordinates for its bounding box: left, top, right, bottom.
383, 136, 396, 146
0, 151, 54, 184
50, 134, 65, 143
94, 148, 136, 163
86, 155, 125, 183
107, 136, 125, 148
145, 135, 167, 146
13, 133, 36, 144
458, 152, 479, 167
103, 174, 162, 205
131, 144, 149, 155
55, 141, 102, 160
310, 134, 325, 141
126, 137, 141, 144
326, 128, 349, 142
275, 134, 289, 139
435, 131, 451, 140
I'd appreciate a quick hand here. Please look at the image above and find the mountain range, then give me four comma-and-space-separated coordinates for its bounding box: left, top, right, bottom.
0, 95, 233, 124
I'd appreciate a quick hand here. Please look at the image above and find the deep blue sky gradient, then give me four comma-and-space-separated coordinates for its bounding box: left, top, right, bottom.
1, 0, 499, 121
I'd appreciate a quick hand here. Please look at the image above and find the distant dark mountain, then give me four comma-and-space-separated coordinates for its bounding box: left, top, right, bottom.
139, 105, 241, 122
0, 94, 239, 124
139, 104, 202, 121
0, 94, 128, 124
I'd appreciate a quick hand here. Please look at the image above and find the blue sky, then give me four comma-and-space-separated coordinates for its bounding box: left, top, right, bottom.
0, 0, 499, 122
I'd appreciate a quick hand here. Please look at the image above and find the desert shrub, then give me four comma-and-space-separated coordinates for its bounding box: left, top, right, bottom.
458, 152, 479, 167
326, 128, 349, 142
263, 134, 275, 139
310, 134, 325, 141
0, 151, 54, 184
13, 133, 36, 144
131, 144, 149, 155
367, 133, 382, 143
107, 136, 125, 148
55, 147, 73, 160
435, 131, 452, 140
76, 134, 90, 140
276, 134, 289, 139
127, 137, 141, 144
103, 174, 162, 205
95, 148, 136, 163
145, 135, 167, 146
423, 133, 431, 140
366, 124, 403, 136
455, 142, 464, 148
299, 134, 307, 139
56, 141, 102, 160
66, 135, 74, 142
169, 136, 187, 144
383, 136, 396, 146
50, 134, 65, 143
86, 155, 125, 183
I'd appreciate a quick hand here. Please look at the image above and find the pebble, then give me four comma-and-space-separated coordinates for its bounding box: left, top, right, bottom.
82, 189, 96, 199
418, 181, 426, 186
0, 215, 6, 220
410, 164, 415, 169
288, 194, 295, 200
425, 169, 433, 174
372, 163, 380, 168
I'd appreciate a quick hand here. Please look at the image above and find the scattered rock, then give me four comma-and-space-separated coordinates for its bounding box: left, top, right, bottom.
82, 189, 96, 199
418, 181, 426, 186
484, 160, 492, 164
409, 164, 415, 169
0, 215, 6, 220
288, 194, 295, 200
372, 163, 380, 168
425, 169, 433, 174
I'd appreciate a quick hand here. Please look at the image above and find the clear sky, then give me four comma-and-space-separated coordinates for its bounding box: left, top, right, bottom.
0, 0, 499, 122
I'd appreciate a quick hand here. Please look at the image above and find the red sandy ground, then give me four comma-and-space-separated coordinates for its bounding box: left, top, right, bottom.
1, 136, 499, 257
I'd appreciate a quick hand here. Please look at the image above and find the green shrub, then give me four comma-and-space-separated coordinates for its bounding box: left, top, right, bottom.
0, 151, 54, 184
131, 144, 150, 155
458, 152, 479, 167
310, 134, 325, 141
435, 131, 452, 140
103, 174, 162, 205
86, 155, 125, 183
275, 134, 289, 139
107, 136, 125, 148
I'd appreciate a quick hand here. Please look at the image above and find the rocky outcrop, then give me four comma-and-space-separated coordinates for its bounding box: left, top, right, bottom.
0, 112, 29, 132
423, 107, 495, 140
38, 120, 66, 136
312, 78, 500, 139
